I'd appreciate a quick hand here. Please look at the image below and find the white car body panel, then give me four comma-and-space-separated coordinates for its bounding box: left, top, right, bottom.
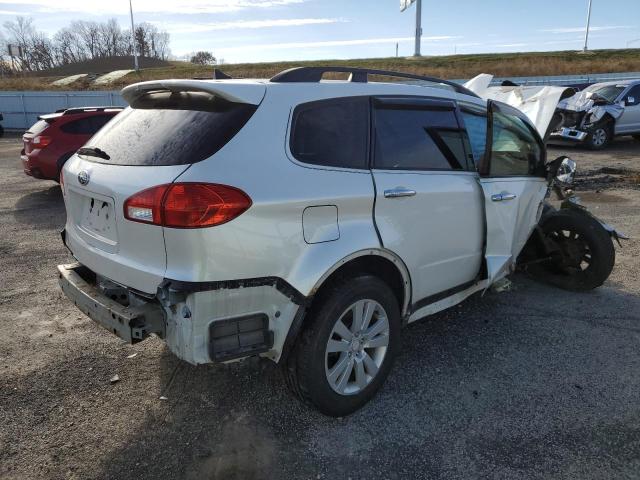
62, 158, 189, 293
480, 177, 548, 282
464, 74, 572, 137
60, 76, 550, 365
372, 170, 484, 300
121, 79, 267, 105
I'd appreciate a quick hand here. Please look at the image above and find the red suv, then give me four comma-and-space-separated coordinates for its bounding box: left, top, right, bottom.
21, 107, 122, 181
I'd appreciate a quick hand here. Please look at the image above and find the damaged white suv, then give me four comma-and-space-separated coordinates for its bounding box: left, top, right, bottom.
58, 67, 620, 416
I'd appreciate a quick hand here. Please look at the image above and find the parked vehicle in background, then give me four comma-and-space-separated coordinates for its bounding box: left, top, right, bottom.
550, 80, 640, 149
56, 67, 624, 416
21, 107, 123, 181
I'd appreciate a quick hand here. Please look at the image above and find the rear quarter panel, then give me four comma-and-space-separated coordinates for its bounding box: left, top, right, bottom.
163, 85, 382, 297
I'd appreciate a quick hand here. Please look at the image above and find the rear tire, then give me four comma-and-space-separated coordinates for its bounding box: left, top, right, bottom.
532, 210, 615, 291
0, 125, 4, 138
284, 275, 401, 416
633, 134, 640, 142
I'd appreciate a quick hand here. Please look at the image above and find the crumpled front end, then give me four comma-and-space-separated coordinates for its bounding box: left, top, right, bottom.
551, 90, 624, 142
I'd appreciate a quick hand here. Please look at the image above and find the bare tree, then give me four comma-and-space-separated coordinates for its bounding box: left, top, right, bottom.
73, 21, 101, 58
53, 27, 87, 64
3, 16, 35, 70
99, 19, 123, 57
0, 15, 171, 72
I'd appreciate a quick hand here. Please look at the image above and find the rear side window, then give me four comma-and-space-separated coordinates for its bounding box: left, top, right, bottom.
82, 91, 257, 166
61, 115, 114, 135
290, 97, 368, 169
374, 105, 470, 171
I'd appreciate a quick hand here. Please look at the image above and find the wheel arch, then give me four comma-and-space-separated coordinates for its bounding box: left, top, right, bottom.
310, 249, 412, 317
278, 249, 411, 364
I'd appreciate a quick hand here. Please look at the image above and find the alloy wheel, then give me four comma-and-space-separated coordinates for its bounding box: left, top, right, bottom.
324, 299, 390, 395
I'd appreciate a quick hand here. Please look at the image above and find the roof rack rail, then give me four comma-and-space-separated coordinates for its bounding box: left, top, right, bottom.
59, 106, 124, 115
270, 66, 478, 98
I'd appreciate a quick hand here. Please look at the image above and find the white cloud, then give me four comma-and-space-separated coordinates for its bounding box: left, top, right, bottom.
160, 18, 345, 34
541, 25, 632, 34
0, 0, 306, 15
217, 35, 460, 52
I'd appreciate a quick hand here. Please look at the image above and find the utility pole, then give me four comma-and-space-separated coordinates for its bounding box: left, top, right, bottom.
395, 42, 399, 57
582, 0, 593, 52
129, 0, 139, 71
414, 0, 422, 57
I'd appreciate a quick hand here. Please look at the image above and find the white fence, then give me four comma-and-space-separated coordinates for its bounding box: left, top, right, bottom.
0, 91, 126, 130
1, 70, 640, 131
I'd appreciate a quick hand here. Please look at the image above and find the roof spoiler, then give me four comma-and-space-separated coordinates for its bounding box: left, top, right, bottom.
121, 79, 266, 106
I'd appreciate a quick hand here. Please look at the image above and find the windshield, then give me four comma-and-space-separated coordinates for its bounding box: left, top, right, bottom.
588, 85, 625, 103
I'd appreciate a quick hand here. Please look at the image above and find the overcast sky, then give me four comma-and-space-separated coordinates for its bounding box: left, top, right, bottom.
1, 0, 639, 63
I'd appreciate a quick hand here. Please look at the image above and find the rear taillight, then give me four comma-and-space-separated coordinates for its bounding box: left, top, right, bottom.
124, 183, 252, 228
32, 135, 52, 148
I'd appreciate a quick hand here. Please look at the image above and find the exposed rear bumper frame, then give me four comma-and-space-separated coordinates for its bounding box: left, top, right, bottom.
57, 263, 165, 343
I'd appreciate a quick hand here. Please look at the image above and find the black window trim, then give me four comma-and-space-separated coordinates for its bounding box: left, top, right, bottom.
371, 95, 475, 173
288, 95, 372, 172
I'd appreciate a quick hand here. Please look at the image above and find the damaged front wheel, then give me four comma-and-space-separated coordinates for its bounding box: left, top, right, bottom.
530, 210, 615, 291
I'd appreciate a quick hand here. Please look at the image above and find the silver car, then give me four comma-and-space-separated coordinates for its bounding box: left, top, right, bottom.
551, 79, 640, 149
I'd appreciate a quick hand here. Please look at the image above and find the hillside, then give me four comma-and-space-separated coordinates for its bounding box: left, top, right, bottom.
32, 56, 171, 77
2, 49, 640, 91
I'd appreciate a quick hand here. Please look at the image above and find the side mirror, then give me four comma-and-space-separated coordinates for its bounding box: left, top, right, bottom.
554, 156, 577, 186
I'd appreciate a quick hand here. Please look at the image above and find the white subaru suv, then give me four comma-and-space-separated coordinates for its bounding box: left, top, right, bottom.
58, 66, 604, 416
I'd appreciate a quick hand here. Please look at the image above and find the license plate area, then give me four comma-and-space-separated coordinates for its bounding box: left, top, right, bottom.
72, 190, 119, 251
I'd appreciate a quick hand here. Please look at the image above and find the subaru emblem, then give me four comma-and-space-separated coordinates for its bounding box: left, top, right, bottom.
78, 171, 90, 186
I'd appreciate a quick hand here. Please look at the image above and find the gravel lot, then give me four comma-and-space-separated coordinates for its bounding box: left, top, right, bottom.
1, 135, 639, 480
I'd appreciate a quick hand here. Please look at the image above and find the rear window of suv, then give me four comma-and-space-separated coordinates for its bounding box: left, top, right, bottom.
80, 90, 257, 166
290, 97, 369, 169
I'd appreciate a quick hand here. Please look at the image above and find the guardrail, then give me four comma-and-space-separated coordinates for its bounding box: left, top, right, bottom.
0, 91, 126, 130
1, 70, 640, 131
479, 71, 640, 87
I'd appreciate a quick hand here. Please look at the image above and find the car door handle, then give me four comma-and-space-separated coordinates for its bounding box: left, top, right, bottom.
491, 192, 517, 202
384, 188, 416, 198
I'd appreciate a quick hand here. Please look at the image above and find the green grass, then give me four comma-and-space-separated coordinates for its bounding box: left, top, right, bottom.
2, 49, 640, 91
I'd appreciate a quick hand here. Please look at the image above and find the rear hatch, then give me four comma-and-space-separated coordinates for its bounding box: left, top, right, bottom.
62, 80, 265, 294
23, 114, 60, 154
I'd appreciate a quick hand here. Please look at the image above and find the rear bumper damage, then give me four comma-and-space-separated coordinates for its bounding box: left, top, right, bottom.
57, 263, 166, 343
57, 262, 304, 365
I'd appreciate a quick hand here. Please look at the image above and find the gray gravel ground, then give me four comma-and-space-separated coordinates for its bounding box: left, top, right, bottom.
1, 135, 639, 480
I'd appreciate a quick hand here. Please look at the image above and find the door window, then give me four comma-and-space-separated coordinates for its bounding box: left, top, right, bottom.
290, 97, 369, 169
374, 104, 470, 171
487, 104, 544, 177
625, 85, 640, 106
